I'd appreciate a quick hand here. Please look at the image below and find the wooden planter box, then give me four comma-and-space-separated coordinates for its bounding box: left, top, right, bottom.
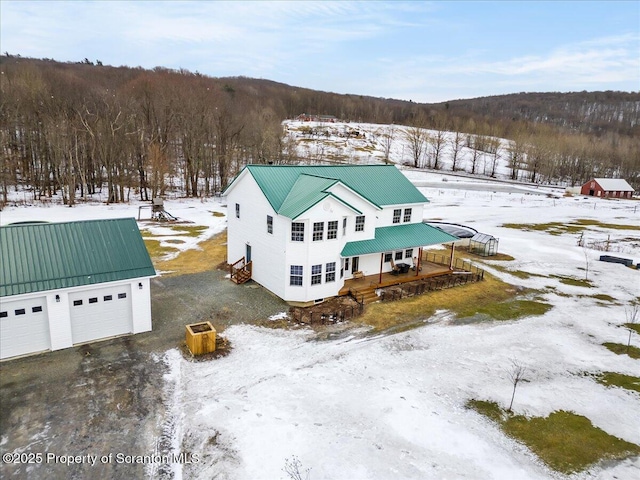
186, 321, 216, 355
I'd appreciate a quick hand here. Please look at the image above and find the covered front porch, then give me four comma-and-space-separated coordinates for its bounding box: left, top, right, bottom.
339, 249, 471, 294
338, 222, 460, 298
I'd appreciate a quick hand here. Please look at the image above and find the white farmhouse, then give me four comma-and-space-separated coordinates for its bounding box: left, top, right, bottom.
224, 165, 457, 306
0, 218, 156, 360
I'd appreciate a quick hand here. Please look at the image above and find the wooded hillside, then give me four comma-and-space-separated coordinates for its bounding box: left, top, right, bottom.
1, 56, 638, 206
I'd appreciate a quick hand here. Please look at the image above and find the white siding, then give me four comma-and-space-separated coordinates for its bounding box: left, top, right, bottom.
70, 284, 133, 344
283, 198, 359, 301
0, 277, 153, 360
225, 171, 431, 304
0, 296, 50, 359
131, 277, 152, 333
226, 173, 287, 299
378, 204, 425, 227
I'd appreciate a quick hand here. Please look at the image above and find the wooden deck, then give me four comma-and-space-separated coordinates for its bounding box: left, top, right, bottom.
338, 261, 452, 296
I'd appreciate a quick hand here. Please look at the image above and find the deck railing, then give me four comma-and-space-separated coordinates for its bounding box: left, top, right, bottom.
230, 257, 252, 283
422, 252, 485, 280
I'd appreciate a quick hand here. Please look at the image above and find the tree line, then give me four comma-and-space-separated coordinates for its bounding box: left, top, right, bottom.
1, 56, 638, 206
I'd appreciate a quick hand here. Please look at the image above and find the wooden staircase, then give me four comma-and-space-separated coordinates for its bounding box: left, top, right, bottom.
349, 286, 380, 305
230, 257, 252, 284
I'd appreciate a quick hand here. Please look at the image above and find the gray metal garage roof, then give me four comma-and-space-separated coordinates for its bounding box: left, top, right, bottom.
0, 218, 156, 297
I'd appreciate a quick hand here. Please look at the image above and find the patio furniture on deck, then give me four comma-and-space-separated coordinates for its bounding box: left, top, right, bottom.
397, 263, 410, 274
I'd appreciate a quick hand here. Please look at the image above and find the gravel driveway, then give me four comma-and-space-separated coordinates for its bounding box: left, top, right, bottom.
0, 269, 288, 479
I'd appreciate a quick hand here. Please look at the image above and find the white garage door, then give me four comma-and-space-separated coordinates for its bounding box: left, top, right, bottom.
69, 284, 133, 345
0, 297, 50, 359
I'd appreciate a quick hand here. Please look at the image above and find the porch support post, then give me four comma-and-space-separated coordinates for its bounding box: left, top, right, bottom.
417, 247, 422, 275
379, 253, 383, 284
449, 243, 455, 269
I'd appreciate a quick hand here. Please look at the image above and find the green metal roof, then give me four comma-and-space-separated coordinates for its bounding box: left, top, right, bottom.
226, 165, 429, 219
0, 218, 156, 297
341, 223, 458, 257
278, 174, 338, 219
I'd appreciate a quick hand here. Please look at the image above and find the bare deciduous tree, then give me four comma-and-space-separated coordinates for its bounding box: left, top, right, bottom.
626, 304, 639, 352
283, 455, 311, 480
507, 359, 527, 412
583, 247, 591, 281
449, 129, 465, 172
381, 124, 395, 164
429, 129, 447, 170
403, 120, 428, 168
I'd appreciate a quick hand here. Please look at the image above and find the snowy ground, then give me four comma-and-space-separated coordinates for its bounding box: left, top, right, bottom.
0, 197, 228, 263
168, 175, 636, 480
284, 120, 539, 184
2, 171, 639, 480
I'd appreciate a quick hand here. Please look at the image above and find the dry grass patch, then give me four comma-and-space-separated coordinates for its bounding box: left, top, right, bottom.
155, 231, 227, 276
358, 274, 522, 330
488, 264, 546, 280
603, 342, 640, 359
168, 224, 208, 237
550, 274, 594, 288
467, 400, 640, 474
501, 219, 640, 236
574, 219, 640, 231
595, 372, 640, 393
144, 239, 179, 260
626, 323, 640, 335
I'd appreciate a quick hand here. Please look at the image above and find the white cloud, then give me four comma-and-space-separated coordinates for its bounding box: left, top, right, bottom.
1, 1, 637, 102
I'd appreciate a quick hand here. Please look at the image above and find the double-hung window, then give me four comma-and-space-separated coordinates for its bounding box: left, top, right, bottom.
355, 215, 365, 232
291, 222, 304, 242
235, 203, 240, 219
313, 222, 324, 241
290, 265, 303, 286
403, 208, 412, 222
327, 221, 338, 239
325, 262, 336, 282
311, 265, 322, 285
267, 215, 273, 234
393, 209, 401, 224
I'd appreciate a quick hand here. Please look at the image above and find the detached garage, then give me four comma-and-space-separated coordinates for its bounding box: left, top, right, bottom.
0, 218, 156, 360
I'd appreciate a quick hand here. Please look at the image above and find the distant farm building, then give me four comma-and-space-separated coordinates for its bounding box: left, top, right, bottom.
295, 113, 338, 123
0, 218, 155, 360
580, 178, 634, 199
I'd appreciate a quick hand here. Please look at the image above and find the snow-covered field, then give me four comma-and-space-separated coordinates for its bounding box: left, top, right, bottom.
2, 170, 639, 479
163, 177, 638, 480
284, 120, 536, 183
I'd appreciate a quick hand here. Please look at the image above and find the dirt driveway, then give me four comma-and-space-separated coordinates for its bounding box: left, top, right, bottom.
0, 269, 288, 479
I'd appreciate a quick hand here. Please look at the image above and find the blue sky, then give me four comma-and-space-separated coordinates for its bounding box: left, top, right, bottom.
1, 1, 638, 102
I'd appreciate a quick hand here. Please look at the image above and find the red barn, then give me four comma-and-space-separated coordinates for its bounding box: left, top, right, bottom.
580, 178, 634, 199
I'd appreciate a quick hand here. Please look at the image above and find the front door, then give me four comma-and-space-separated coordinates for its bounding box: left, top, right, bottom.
246, 244, 252, 263
351, 256, 359, 273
